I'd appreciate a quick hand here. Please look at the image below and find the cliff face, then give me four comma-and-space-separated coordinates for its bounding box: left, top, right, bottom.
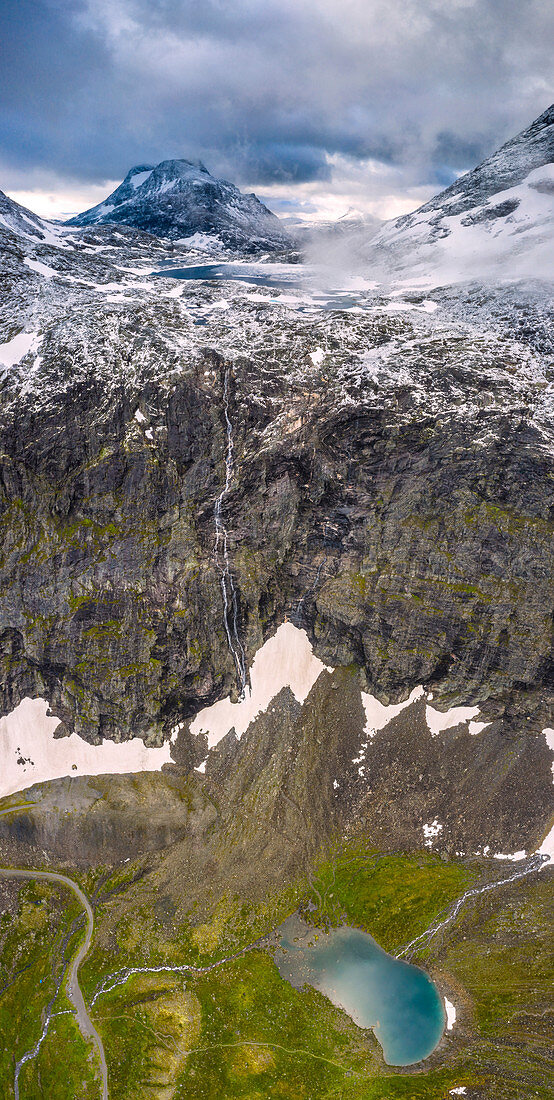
1, 283, 554, 747
0, 275, 552, 740
1, 119, 553, 1100
0, 123, 553, 859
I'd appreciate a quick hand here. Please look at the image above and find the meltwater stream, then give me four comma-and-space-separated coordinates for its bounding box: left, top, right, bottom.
273, 916, 445, 1066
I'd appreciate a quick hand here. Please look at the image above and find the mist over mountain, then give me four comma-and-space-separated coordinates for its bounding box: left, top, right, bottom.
361, 104, 554, 284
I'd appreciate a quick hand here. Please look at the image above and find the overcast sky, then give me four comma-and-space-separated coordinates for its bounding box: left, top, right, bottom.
1, 0, 553, 222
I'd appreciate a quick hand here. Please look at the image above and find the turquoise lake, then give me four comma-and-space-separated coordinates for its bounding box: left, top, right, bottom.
273, 916, 445, 1066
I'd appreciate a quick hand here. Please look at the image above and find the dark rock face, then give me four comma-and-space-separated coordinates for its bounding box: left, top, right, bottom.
67, 159, 292, 253
1, 310, 554, 746
0, 124, 553, 864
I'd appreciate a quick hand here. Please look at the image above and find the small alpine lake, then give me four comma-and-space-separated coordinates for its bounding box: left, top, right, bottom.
154, 262, 301, 290
272, 915, 445, 1066
153, 261, 367, 309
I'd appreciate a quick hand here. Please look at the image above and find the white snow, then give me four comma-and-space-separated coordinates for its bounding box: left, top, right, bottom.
174, 232, 225, 253
190, 622, 328, 749
493, 850, 527, 861
23, 257, 57, 279
534, 729, 554, 866
0, 698, 175, 800
134, 409, 147, 423
309, 348, 325, 366
425, 703, 481, 736
383, 298, 438, 314
449, 1089, 466, 1097
537, 824, 554, 865
157, 179, 178, 194
543, 727, 554, 779
444, 997, 457, 1030
0, 330, 40, 367
361, 685, 424, 736
423, 819, 443, 847
468, 720, 490, 735
365, 161, 554, 287
130, 170, 153, 190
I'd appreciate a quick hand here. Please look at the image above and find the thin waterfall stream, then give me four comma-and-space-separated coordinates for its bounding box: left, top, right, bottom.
214, 366, 247, 696
395, 853, 547, 958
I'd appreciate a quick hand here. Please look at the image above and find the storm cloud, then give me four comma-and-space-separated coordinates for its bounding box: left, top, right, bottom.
1, 0, 553, 216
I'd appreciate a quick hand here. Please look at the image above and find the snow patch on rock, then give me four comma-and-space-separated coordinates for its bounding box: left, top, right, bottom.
131, 170, 153, 190
493, 849, 527, 861
543, 727, 554, 778
423, 819, 443, 847
190, 622, 328, 749
361, 685, 424, 737
0, 330, 40, 367
0, 698, 174, 800
24, 257, 57, 279
444, 997, 456, 1030
468, 720, 490, 735
537, 824, 554, 864
425, 703, 481, 736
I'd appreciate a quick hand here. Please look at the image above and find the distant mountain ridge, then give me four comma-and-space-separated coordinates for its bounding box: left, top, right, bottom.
67, 158, 292, 253
0, 188, 53, 241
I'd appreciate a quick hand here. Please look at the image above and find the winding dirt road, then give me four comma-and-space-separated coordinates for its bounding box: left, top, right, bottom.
0, 867, 108, 1100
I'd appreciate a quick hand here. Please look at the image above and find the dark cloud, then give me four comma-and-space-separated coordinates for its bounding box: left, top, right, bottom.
0, 0, 553, 197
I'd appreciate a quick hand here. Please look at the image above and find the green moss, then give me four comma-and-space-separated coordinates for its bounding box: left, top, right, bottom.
306, 846, 474, 954
174, 950, 378, 1099
0, 881, 98, 1099
442, 878, 552, 1034
93, 972, 201, 1099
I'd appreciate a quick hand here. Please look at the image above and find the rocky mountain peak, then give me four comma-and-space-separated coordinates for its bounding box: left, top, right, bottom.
67, 156, 292, 253
417, 101, 554, 218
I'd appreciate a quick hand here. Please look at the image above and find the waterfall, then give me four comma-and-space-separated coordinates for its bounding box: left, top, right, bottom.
214, 366, 247, 696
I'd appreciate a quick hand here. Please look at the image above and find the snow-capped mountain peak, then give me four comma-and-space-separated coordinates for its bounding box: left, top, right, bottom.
67, 158, 292, 253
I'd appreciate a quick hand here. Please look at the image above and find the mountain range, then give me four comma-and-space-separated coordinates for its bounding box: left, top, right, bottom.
3, 105, 553, 273
0, 105, 553, 1100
